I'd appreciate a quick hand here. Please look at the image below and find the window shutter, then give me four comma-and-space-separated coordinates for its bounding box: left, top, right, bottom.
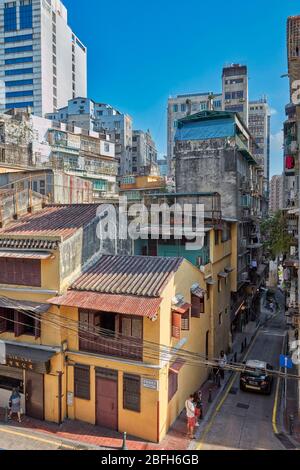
172, 312, 181, 339
74, 365, 90, 400
15, 310, 25, 337
34, 314, 41, 339
181, 310, 190, 330
200, 297, 205, 314
168, 370, 178, 402
191, 295, 201, 318
123, 374, 141, 412
0, 308, 7, 333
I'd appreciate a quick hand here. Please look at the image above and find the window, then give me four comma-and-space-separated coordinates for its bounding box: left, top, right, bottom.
168, 370, 178, 402
5, 56, 33, 65
181, 310, 190, 330
5, 68, 33, 76
123, 374, 140, 412
191, 294, 204, 318
214, 230, 219, 245
5, 45, 32, 54
0, 258, 41, 286
104, 143, 110, 152
74, 365, 90, 400
120, 316, 142, 339
0, 308, 14, 333
5, 33, 33, 43
172, 311, 181, 339
6, 101, 33, 109
5, 79, 33, 87
218, 280, 221, 293
173, 120, 177, 128
207, 285, 210, 300
4, 2, 17, 32
219, 312, 223, 325
6, 90, 33, 98
0, 310, 40, 338
225, 92, 231, 100
173, 104, 178, 112
20, 0, 33, 30
181, 104, 186, 112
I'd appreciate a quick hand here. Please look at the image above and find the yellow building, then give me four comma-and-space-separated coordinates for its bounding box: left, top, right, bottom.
48, 254, 211, 442
119, 174, 166, 202
0, 203, 110, 423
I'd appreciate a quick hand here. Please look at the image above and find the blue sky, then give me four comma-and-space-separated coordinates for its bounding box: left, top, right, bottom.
64, 0, 299, 176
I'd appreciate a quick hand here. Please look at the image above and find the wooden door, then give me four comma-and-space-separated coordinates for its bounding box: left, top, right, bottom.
25, 371, 44, 420
96, 376, 118, 430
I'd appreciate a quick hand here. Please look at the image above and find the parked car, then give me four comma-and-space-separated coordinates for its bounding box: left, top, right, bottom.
240, 360, 274, 395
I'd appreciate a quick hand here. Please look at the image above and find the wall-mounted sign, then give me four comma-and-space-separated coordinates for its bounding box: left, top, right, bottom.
142, 378, 158, 390
67, 392, 74, 406
0, 341, 6, 365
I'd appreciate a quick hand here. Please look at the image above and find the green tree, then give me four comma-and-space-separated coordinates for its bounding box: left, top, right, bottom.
261, 211, 292, 259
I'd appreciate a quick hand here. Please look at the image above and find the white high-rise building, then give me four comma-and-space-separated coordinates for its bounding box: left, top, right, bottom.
248, 99, 271, 186
0, 0, 87, 117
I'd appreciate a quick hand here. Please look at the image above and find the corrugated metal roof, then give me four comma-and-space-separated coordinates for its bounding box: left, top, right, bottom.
0, 204, 106, 240
71, 255, 184, 297
0, 250, 52, 260
175, 119, 235, 142
48, 291, 162, 319
0, 296, 50, 314
0, 239, 59, 250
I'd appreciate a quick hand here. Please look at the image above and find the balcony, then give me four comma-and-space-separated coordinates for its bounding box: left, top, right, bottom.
79, 332, 143, 361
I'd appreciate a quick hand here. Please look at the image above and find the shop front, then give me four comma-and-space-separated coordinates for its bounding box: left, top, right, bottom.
0, 342, 57, 420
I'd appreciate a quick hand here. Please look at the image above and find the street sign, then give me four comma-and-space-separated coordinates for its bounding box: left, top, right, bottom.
280, 354, 293, 369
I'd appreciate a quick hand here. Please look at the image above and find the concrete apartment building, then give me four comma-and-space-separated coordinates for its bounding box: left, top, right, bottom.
269, 174, 283, 214
132, 129, 157, 175
0, 110, 118, 204
222, 64, 248, 126
0, 0, 87, 116
174, 110, 267, 334
248, 99, 271, 204
167, 92, 223, 174
47, 98, 133, 176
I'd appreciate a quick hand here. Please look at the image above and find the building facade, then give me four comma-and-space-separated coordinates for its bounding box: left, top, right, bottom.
46, 98, 133, 176
222, 64, 248, 126
269, 174, 283, 214
167, 92, 223, 174
174, 110, 267, 335
132, 130, 157, 175
0, 0, 87, 117
248, 99, 271, 206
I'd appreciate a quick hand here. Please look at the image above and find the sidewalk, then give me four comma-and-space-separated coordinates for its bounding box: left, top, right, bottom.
0, 317, 260, 450
283, 328, 300, 445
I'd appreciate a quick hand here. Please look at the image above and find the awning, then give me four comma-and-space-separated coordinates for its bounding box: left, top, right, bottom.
191, 286, 206, 298
171, 302, 191, 314
0, 296, 50, 314
206, 277, 216, 286
218, 272, 229, 278
48, 291, 162, 319
4, 343, 57, 374
169, 359, 186, 374
0, 250, 52, 260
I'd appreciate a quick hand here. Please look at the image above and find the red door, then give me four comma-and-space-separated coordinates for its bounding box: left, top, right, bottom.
25, 371, 44, 420
96, 376, 118, 430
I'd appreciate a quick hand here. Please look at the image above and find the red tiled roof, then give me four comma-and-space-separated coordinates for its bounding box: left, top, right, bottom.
48, 291, 162, 319
71, 255, 184, 297
0, 204, 106, 240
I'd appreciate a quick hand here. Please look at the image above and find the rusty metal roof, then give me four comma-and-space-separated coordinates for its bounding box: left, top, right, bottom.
0, 204, 106, 240
48, 291, 162, 319
0, 238, 59, 250
71, 255, 184, 297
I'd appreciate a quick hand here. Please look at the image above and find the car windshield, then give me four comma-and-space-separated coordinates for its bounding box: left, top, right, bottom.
244, 367, 266, 377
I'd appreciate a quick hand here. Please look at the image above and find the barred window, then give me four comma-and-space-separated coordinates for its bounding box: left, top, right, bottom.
74, 365, 90, 400
168, 370, 178, 402
123, 374, 140, 412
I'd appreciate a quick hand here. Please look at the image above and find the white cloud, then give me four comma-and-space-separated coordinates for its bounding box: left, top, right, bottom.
269, 107, 278, 116
270, 131, 283, 154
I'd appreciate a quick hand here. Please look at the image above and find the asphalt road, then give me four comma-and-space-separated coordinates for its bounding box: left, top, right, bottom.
198, 311, 287, 450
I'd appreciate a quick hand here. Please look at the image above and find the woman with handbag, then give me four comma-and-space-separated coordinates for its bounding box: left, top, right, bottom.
8, 387, 22, 423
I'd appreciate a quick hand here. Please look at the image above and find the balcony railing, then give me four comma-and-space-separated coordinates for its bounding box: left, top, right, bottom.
79, 332, 143, 361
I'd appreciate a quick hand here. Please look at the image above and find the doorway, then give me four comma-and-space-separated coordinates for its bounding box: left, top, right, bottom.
25, 371, 44, 420
96, 369, 118, 430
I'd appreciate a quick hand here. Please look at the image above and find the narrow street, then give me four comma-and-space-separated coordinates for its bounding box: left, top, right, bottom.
197, 310, 287, 450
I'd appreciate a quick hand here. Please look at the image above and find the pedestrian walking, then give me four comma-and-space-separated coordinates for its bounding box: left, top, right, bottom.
193, 391, 203, 425
218, 351, 227, 380
8, 387, 22, 423
185, 394, 196, 439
